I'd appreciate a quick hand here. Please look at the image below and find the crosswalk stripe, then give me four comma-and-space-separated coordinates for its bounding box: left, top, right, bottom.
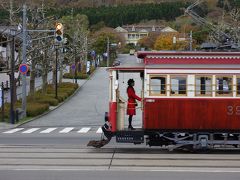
59, 127, 74, 133
78, 127, 91, 133
2, 127, 105, 134
40, 128, 57, 134
3, 128, 24, 134
96, 127, 102, 134
22, 128, 40, 134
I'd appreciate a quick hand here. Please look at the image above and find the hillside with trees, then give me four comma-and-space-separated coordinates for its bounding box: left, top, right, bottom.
0, 0, 239, 50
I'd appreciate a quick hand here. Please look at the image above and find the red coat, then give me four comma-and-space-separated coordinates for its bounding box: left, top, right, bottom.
127, 86, 142, 115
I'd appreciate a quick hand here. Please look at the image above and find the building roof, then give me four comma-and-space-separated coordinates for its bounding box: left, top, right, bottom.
121, 25, 164, 33
115, 26, 128, 33
161, 26, 177, 33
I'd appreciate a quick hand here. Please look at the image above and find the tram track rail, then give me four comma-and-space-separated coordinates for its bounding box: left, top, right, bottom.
0, 144, 240, 171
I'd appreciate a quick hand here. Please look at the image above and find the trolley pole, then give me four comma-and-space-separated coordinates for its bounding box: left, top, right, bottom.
21, 4, 27, 118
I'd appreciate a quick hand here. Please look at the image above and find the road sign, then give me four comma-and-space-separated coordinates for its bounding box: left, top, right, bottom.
19, 64, 29, 75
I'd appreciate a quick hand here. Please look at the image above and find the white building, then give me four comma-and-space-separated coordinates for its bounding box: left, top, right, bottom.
114, 25, 177, 45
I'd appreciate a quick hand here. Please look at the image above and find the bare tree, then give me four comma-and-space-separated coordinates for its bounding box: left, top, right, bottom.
229, 8, 240, 44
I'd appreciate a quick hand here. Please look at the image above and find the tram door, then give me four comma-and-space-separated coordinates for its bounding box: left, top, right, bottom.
115, 70, 144, 130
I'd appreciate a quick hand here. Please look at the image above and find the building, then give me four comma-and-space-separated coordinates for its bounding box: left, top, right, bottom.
114, 25, 177, 45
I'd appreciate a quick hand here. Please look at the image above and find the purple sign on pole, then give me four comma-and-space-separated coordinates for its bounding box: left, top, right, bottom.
71, 64, 76, 70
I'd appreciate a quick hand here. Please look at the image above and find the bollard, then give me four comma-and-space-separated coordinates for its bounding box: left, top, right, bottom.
1, 83, 4, 122
15, 109, 19, 123
6, 81, 9, 90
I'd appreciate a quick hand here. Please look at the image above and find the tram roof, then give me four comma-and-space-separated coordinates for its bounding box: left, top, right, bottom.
109, 51, 240, 71
137, 51, 240, 65
137, 51, 240, 59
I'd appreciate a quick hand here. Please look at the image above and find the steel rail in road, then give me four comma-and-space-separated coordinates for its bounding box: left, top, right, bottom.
0, 145, 240, 172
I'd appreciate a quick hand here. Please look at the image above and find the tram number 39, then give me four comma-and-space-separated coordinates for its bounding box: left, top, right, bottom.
227, 106, 240, 116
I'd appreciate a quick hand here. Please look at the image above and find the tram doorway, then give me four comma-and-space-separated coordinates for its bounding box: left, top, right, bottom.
115, 71, 144, 130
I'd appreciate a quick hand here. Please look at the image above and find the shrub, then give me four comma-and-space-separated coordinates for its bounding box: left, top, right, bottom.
0, 82, 78, 122
27, 94, 59, 106
36, 96, 59, 106
27, 102, 49, 117
47, 93, 68, 102
63, 72, 89, 79
59, 82, 78, 89
0, 103, 11, 122
58, 88, 75, 96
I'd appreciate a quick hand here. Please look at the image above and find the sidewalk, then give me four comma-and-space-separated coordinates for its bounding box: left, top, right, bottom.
19, 67, 109, 128
0, 76, 88, 130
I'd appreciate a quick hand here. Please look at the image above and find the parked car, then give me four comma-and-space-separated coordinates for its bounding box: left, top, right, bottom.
112, 60, 120, 67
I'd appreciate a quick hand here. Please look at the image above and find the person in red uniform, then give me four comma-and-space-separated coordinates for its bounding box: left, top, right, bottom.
127, 79, 142, 130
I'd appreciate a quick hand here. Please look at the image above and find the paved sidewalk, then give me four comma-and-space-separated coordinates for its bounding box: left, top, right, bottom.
19, 67, 109, 127
0, 122, 16, 130
0, 77, 87, 130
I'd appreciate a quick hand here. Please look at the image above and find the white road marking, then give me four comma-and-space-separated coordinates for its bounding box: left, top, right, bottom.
59, 127, 74, 133
78, 127, 91, 133
3, 128, 24, 134
40, 128, 57, 134
96, 127, 102, 133
10, 168, 240, 173
22, 128, 40, 134
2, 127, 102, 134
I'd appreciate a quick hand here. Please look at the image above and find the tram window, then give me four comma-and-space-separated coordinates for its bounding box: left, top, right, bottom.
216, 76, 233, 96
237, 78, 240, 95
170, 76, 187, 95
149, 76, 166, 95
195, 76, 212, 96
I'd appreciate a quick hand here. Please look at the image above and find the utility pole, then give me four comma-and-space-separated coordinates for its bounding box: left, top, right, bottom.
190, 31, 193, 51
55, 47, 58, 98
107, 37, 110, 67
21, 4, 27, 118
74, 33, 77, 84
10, 35, 15, 124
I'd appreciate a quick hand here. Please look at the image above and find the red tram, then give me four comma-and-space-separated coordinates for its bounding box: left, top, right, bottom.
100, 51, 240, 150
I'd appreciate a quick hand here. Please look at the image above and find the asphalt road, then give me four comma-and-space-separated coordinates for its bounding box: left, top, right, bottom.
0, 54, 240, 179
0, 143, 240, 180
1, 170, 240, 180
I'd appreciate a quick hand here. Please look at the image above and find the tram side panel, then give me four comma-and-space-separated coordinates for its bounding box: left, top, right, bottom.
144, 98, 240, 131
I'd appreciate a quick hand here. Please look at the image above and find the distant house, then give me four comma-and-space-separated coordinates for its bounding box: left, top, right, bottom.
114, 25, 177, 45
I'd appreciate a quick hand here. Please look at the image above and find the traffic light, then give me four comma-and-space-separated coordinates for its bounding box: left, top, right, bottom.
55, 23, 63, 43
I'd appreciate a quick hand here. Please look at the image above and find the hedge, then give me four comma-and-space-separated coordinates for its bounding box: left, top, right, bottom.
63, 72, 89, 79
36, 96, 59, 106
0, 82, 79, 122
26, 102, 49, 117
0, 102, 49, 123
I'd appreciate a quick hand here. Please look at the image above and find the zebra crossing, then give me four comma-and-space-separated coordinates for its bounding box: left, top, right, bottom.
1, 127, 103, 135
